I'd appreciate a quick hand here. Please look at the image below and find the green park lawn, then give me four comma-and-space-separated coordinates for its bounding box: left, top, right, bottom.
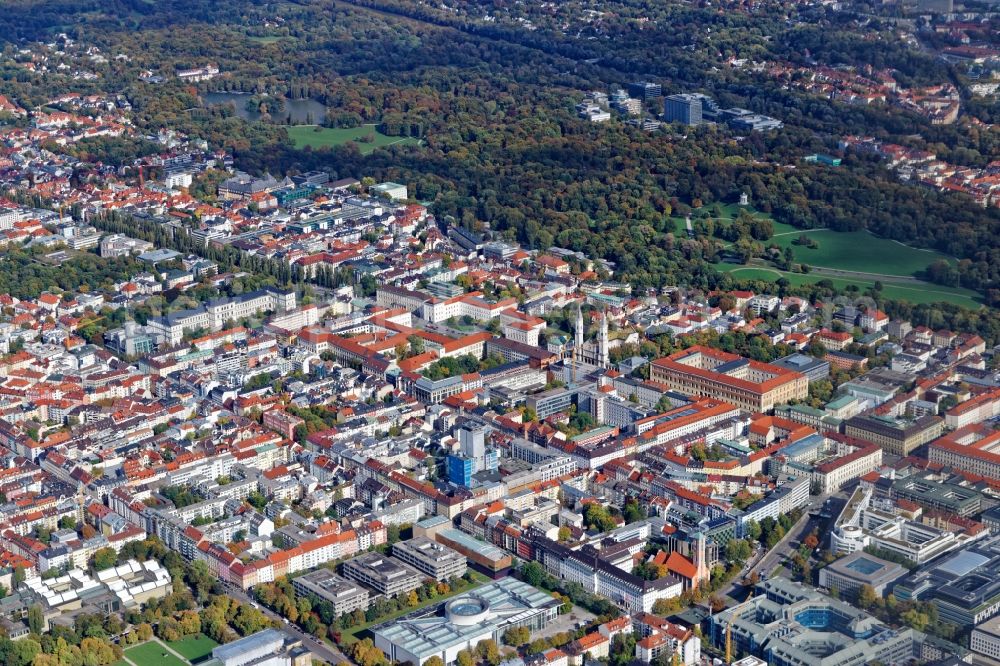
687, 206, 955, 279
124, 641, 187, 666
678, 204, 976, 306
719, 264, 982, 309
166, 634, 219, 662
767, 221, 954, 277
287, 125, 421, 154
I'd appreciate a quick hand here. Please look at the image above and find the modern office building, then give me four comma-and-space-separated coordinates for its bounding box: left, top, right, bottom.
771, 353, 830, 383
817, 551, 907, 598
447, 450, 498, 487
341, 552, 425, 597
663, 94, 707, 126
735, 476, 810, 536
894, 533, 1000, 627
392, 537, 468, 582
720, 108, 784, 131
629, 81, 662, 100
436, 528, 513, 577
208, 629, 312, 666
525, 387, 575, 420
291, 569, 369, 616
971, 614, 1000, 662
372, 181, 407, 201
891, 473, 983, 517
710, 577, 920, 666
830, 487, 976, 564
447, 425, 499, 486
372, 578, 560, 666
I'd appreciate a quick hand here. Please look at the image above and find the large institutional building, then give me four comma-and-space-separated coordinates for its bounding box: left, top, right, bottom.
710, 578, 920, 666
929, 423, 1000, 480
650, 346, 808, 412
372, 579, 559, 666
894, 533, 1000, 627
843, 413, 944, 457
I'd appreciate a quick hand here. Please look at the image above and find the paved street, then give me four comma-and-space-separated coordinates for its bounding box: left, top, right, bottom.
751, 511, 815, 578
716, 490, 852, 603
222, 583, 349, 665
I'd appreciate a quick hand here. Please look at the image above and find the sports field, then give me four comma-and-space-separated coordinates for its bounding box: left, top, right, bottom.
287, 125, 421, 154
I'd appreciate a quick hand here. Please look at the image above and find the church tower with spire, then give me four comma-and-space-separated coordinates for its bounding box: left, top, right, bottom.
598, 309, 609, 369
575, 306, 585, 361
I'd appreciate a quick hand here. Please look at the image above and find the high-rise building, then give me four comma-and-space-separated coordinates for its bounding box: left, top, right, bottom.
458, 424, 486, 459
629, 81, 662, 100
449, 425, 498, 486
663, 94, 703, 126
447, 449, 498, 486
447, 455, 475, 487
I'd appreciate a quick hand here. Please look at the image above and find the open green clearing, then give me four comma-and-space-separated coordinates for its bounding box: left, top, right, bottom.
768, 221, 954, 277
247, 35, 286, 45
679, 204, 970, 303
718, 264, 982, 309
684, 206, 955, 279
166, 634, 219, 662
287, 125, 421, 153
125, 642, 187, 666
341, 570, 489, 646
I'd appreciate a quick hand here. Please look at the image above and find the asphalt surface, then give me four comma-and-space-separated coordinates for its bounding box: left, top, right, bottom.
716, 491, 851, 603
750, 511, 815, 579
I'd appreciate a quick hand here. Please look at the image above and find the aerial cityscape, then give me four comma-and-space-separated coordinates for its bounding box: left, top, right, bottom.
0, 1, 998, 666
